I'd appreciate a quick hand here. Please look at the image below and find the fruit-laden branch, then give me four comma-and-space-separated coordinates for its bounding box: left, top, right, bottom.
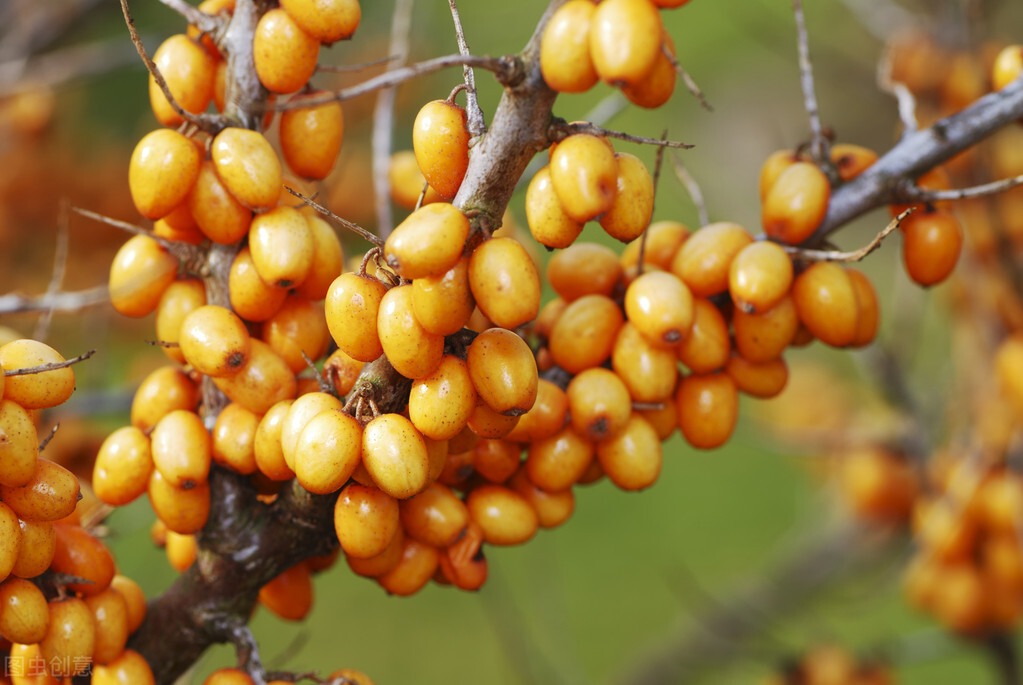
815, 74, 1023, 240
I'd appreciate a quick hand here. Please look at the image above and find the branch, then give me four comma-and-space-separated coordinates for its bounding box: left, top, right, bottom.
284, 187, 385, 248
792, 0, 828, 165
0, 285, 109, 314
447, 0, 485, 137
782, 208, 911, 263
4, 349, 95, 376
814, 74, 1023, 240
549, 120, 692, 150
670, 153, 709, 227
898, 173, 1023, 202
663, 45, 712, 112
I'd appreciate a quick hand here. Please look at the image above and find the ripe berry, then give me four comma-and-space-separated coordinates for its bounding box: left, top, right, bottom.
611, 321, 679, 402
503, 379, 569, 443
901, 208, 963, 286
727, 240, 794, 314
254, 400, 297, 482
148, 468, 210, 534
0, 399, 38, 488
248, 206, 315, 289
468, 237, 541, 329
93, 426, 153, 507
384, 203, 470, 280
325, 272, 388, 362
12, 519, 56, 579
400, 482, 469, 548
540, 0, 599, 93
280, 0, 361, 43
467, 328, 538, 417
472, 439, 522, 483
525, 426, 594, 492
525, 166, 584, 249
129, 128, 201, 220
548, 294, 624, 373
619, 219, 689, 267
467, 400, 521, 439
992, 44, 1023, 91
295, 215, 345, 300
549, 133, 618, 222
792, 262, 859, 347
335, 483, 400, 559
596, 414, 662, 490
547, 241, 622, 301
732, 294, 799, 362
86, 587, 130, 665
211, 127, 283, 212
130, 365, 200, 432
761, 161, 830, 245
40, 597, 96, 677
294, 408, 362, 494
847, 268, 880, 347
51, 523, 116, 596
676, 298, 730, 373
108, 234, 180, 318
0, 459, 79, 522
600, 152, 654, 242
91, 649, 157, 685
466, 484, 538, 546
155, 278, 206, 365
0, 577, 49, 644
262, 294, 330, 374
830, 143, 878, 181
362, 413, 430, 499
409, 355, 477, 441
179, 305, 251, 377
211, 339, 297, 415
377, 284, 445, 379
412, 100, 471, 200
377, 537, 439, 596
758, 149, 798, 203
148, 34, 216, 128
508, 468, 575, 528
253, 8, 320, 94
725, 353, 788, 398
280, 92, 344, 180
624, 270, 694, 347
230, 247, 288, 322
567, 367, 632, 441
388, 150, 443, 209
411, 256, 475, 336
187, 160, 253, 245
676, 372, 739, 449
670, 221, 753, 297
281, 392, 344, 471
621, 30, 676, 108
259, 562, 314, 621
151, 409, 211, 489
589, 0, 663, 86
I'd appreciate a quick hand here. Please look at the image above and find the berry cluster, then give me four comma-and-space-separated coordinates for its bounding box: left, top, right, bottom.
0, 339, 156, 683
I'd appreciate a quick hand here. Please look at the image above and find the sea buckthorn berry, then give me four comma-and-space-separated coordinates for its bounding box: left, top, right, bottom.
131, 365, 199, 432
335, 483, 399, 559
411, 257, 475, 336
165, 530, 197, 571
471, 439, 521, 483
377, 537, 440, 596
620, 221, 690, 270
211, 403, 259, 475
467, 400, 521, 439
280, 92, 344, 180
408, 355, 476, 441
621, 30, 676, 108
596, 414, 662, 491
296, 216, 345, 300
567, 367, 632, 441
92, 648, 157, 685
732, 294, 799, 362
362, 413, 430, 499
249, 206, 315, 289
589, 0, 663, 86
322, 349, 363, 398
549, 133, 618, 222
229, 247, 288, 322
51, 523, 115, 596
540, 0, 598, 93
548, 242, 623, 301
1, 459, 79, 522
388, 150, 444, 209
839, 447, 916, 523
159, 201, 198, 233
526, 426, 594, 492
377, 284, 445, 380
438, 545, 488, 591
412, 100, 470, 200
108, 234, 180, 318
728, 240, 794, 314
12, 519, 55, 579
153, 216, 204, 245
0, 399, 37, 488
93, 426, 153, 506
128, 129, 201, 220
600, 152, 654, 243
211, 127, 283, 212
148, 34, 215, 126
205, 667, 258, 685
187, 160, 253, 245
254, 400, 296, 481
212, 339, 297, 415
151, 409, 211, 490
385, 203, 470, 280
830, 143, 878, 181
280, 0, 361, 43
155, 278, 206, 365
179, 305, 250, 377
325, 272, 388, 362
467, 484, 538, 546
468, 237, 541, 329
676, 373, 739, 449
677, 298, 730, 373
504, 379, 569, 443
40, 597, 95, 677
294, 408, 362, 495
847, 268, 879, 347
901, 208, 963, 286
725, 353, 788, 398
0, 502, 19, 580
253, 8, 319, 94
86, 588, 129, 665
548, 294, 624, 373
0, 578, 49, 644
508, 468, 574, 528
281, 392, 344, 471
148, 468, 210, 534
400, 482, 469, 548
108, 576, 146, 635
467, 329, 538, 417
611, 322, 678, 402
993, 45, 1023, 91
263, 295, 330, 374
671, 222, 753, 297
624, 270, 694, 347
525, 166, 585, 249
758, 149, 798, 203
762, 161, 830, 245
327, 669, 377, 685
792, 262, 859, 347
258, 562, 313, 621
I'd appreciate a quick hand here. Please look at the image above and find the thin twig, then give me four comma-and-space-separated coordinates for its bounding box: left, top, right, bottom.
448, 0, 485, 138
272, 53, 522, 112
663, 45, 712, 112
637, 129, 670, 276
783, 208, 912, 263
317, 54, 401, 72
37, 424, 60, 452
4, 349, 96, 376
670, 153, 709, 227
792, 0, 828, 166
550, 121, 692, 149
877, 50, 918, 137
71, 206, 201, 267
33, 199, 71, 342
372, 0, 415, 240
900, 174, 1023, 202
119, 0, 218, 132
284, 187, 385, 248
0, 286, 110, 315
0, 39, 141, 97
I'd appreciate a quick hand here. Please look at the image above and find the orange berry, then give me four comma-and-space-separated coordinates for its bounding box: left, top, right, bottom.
596, 414, 662, 490
472, 439, 522, 484
758, 149, 798, 203
248, 206, 315, 289
85, 588, 129, 665
599, 152, 654, 243
128, 129, 201, 220
93, 426, 153, 507
408, 355, 477, 441
204, 667, 257, 685
567, 367, 632, 441
503, 379, 569, 443
0, 577, 49, 645
611, 321, 678, 402
377, 537, 439, 596
468, 237, 541, 329
262, 294, 330, 373
467, 400, 521, 440
992, 44, 1023, 91
387, 150, 444, 209
362, 414, 430, 499
148, 34, 216, 127
108, 234, 179, 318
848, 268, 880, 347
40, 597, 95, 677
254, 400, 297, 482
540, 0, 599, 93
148, 469, 210, 534
258, 562, 313, 621
624, 270, 694, 347
901, 208, 963, 286
548, 294, 624, 373
725, 353, 788, 398
154, 278, 206, 365
525, 166, 585, 249
400, 482, 469, 548
728, 240, 794, 314
280, 392, 344, 471
525, 426, 594, 492
0, 459, 79, 523
732, 294, 799, 362
335, 483, 399, 559
508, 468, 575, 528
92, 649, 156, 685
325, 272, 388, 362
412, 100, 470, 200
228, 247, 287, 322
130, 365, 199, 432
761, 161, 830, 244
187, 159, 253, 245
164, 530, 197, 572
589, 0, 663, 86
549, 133, 618, 222
384, 203, 470, 280
466, 329, 538, 417
12, 519, 55, 579
279, 0, 360, 43
294, 408, 362, 494
621, 30, 676, 108
211, 127, 282, 212
466, 484, 538, 546
295, 215, 345, 300
676, 373, 738, 449
253, 8, 319, 94
670, 221, 753, 297
280, 92, 344, 180
377, 284, 445, 379
411, 256, 475, 336
792, 262, 859, 347
0, 399, 37, 488
677, 298, 730, 373
179, 305, 251, 377
839, 446, 916, 523
211, 339, 297, 415
150, 409, 211, 490
547, 242, 623, 301
830, 143, 878, 182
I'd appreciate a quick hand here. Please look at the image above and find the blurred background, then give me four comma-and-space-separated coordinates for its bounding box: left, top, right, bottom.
3, 0, 1023, 683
